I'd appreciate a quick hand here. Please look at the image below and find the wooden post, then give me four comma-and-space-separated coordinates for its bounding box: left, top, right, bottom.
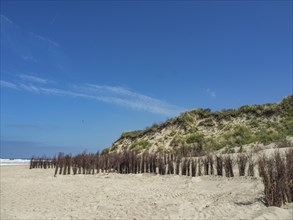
198, 158, 202, 176
165, 163, 169, 175
189, 159, 192, 177
173, 162, 177, 175
179, 160, 182, 176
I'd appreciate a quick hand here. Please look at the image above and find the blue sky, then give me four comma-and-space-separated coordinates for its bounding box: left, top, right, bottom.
1, 1, 292, 158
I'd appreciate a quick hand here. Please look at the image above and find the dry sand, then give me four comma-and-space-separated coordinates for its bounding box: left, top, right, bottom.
1, 165, 292, 220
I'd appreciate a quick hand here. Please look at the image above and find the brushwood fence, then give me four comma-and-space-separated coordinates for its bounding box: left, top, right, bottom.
30, 148, 293, 207
30, 156, 56, 169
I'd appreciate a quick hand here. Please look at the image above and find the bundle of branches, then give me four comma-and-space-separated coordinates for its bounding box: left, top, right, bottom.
197, 158, 202, 176
208, 155, 214, 175
203, 157, 209, 175
285, 149, 293, 202
258, 150, 292, 207
191, 159, 197, 177
216, 155, 223, 176
247, 153, 255, 177
237, 154, 247, 176
30, 156, 55, 169
224, 155, 234, 177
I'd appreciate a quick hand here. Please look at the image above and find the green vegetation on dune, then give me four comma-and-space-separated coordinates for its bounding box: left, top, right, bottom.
121, 130, 144, 139
111, 95, 293, 153
130, 140, 151, 151
186, 133, 205, 145
120, 123, 163, 140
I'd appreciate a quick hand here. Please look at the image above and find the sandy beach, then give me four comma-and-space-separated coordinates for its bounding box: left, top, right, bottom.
1, 165, 292, 220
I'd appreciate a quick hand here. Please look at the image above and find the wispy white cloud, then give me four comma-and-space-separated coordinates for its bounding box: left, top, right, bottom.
1, 14, 64, 69
19, 74, 50, 84
0, 80, 18, 89
50, 15, 58, 25
29, 32, 58, 47
22, 56, 37, 63
207, 88, 216, 98
0, 79, 184, 116
19, 83, 40, 93
39, 87, 92, 99
4, 123, 58, 131
80, 84, 184, 115
0, 15, 13, 24
5, 124, 41, 130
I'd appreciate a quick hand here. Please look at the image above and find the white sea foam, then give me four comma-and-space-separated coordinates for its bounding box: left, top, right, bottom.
0, 159, 30, 166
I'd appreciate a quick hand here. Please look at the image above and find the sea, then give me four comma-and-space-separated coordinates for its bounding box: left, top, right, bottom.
0, 158, 30, 166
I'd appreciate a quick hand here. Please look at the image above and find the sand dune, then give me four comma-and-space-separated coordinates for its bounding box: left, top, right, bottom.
1, 165, 292, 219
